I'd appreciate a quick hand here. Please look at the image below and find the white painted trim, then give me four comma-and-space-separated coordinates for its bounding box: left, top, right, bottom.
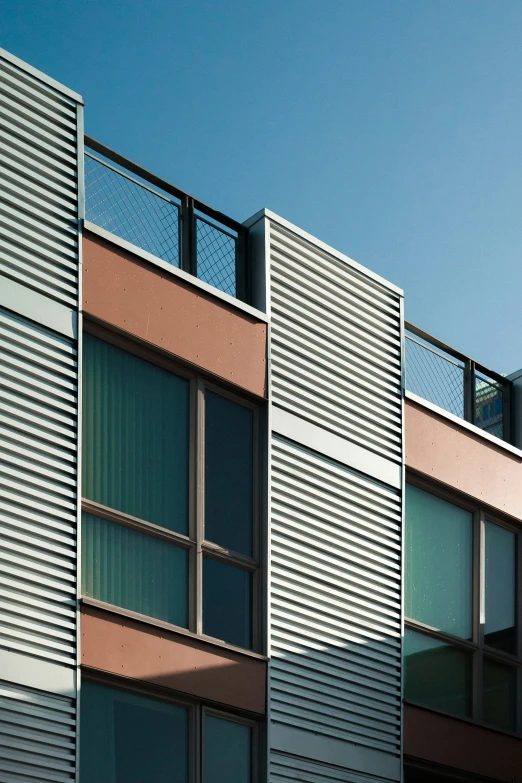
243, 207, 404, 297
0, 274, 77, 339
405, 390, 522, 459
0, 648, 76, 699
0, 47, 83, 104
271, 724, 401, 781
272, 405, 402, 488
83, 221, 270, 323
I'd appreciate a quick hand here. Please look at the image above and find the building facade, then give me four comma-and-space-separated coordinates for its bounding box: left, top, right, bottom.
0, 48, 521, 783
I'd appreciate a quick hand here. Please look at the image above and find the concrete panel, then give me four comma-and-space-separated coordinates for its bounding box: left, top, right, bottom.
83, 232, 267, 397
81, 604, 267, 715
406, 398, 522, 519
404, 704, 522, 782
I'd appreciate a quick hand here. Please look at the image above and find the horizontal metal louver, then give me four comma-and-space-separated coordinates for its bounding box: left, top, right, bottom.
0, 56, 78, 307
269, 222, 402, 462
271, 752, 387, 783
0, 308, 77, 665
0, 680, 75, 781
270, 436, 401, 757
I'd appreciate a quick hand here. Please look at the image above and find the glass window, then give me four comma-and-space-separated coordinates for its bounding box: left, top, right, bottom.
483, 659, 517, 732
485, 521, 516, 654
203, 556, 252, 649
82, 512, 188, 627
80, 681, 189, 783
204, 714, 252, 783
405, 484, 472, 639
404, 629, 472, 718
205, 391, 254, 556
83, 334, 189, 534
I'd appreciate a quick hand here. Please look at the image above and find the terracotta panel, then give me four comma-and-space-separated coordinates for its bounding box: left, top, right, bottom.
83, 232, 267, 397
406, 399, 522, 519
80, 605, 266, 715
404, 704, 522, 781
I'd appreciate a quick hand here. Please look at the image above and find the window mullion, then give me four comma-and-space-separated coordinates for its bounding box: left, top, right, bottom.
473, 511, 485, 721
196, 379, 205, 636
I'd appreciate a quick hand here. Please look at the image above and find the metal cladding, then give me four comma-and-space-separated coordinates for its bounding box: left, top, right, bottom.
0, 48, 81, 781
265, 214, 404, 782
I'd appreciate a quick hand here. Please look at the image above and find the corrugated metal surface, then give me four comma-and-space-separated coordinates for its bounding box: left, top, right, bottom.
0, 55, 79, 307
0, 680, 75, 781
271, 753, 387, 783
269, 221, 402, 462
270, 436, 401, 757
0, 307, 77, 665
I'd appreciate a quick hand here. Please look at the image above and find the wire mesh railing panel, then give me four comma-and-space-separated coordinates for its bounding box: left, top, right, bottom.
196, 217, 237, 297
406, 335, 465, 418
475, 372, 504, 439
85, 154, 180, 266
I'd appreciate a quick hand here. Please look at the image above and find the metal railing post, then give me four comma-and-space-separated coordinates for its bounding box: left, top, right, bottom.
181, 196, 196, 276
464, 359, 476, 425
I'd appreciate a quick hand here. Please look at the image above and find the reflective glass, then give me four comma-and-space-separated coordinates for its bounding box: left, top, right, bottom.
205, 391, 253, 556
83, 334, 189, 534
404, 629, 472, 717
82, 513, 188, 627
80, 682, 189, 783
483, 659, 516, 731
485, 522, 516, 653
204, 714, 251, 783
406, 484, 473, 638
203, 556, 251, 648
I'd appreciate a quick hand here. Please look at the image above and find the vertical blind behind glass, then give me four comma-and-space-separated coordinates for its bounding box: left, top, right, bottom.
83, 334, 190, 534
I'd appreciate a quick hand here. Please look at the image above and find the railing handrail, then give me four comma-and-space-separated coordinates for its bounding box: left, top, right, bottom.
405, 320, 508, 387
85, 135, 244, 235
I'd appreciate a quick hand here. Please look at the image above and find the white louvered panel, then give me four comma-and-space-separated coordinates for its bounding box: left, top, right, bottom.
271, 753, 388, 783
0, 681, 75, 781
270, 437, 401, 756
269, 222, 402, 462
0, 308, 77, 665
0, 56, 78, 307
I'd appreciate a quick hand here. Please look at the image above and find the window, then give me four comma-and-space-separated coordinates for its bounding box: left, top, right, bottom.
404, 481, 520, 733
82, 331, 261, 651
80, 681, 255, 783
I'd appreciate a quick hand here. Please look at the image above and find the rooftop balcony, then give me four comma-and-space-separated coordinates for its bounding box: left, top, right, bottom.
85, 137, 249, 303
83, 139, 516, 447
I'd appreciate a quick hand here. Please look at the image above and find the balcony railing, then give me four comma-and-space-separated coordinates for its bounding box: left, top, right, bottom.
84, 136, 248, 302
405, 321, 512, 443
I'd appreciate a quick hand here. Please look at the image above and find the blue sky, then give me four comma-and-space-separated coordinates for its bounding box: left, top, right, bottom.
3, 1, 522, 371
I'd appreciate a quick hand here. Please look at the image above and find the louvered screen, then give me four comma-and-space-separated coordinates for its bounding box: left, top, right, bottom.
271, 752, 385, 783
0, 308, 77, 665
269, 222, 402, 463
0, 55, 79, 307
271, 437, 401, 758
0, 680, 75, 781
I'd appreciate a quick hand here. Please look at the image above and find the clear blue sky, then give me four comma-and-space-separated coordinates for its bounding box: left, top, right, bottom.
3, 1, 522, 372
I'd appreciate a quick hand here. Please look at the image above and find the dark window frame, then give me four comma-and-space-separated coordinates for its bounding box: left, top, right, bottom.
81, 672, 259, 783
81, 320, 264, 655
405, 471, 522, 735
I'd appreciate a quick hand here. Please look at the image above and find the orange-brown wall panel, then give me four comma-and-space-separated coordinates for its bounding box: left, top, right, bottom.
81, 605, 266, 715
406, 398, 522, 519
404, 704, 522, 781
83, 232, 267, 397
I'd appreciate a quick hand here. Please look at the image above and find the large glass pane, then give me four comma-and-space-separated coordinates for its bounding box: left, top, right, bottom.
83, 334, 189, 534
205, 390, 253, 556
483, 659, 516, 731
405, 484, 473, 638
82, 513, 188, 627
404, 629, 472, 717
204, 714, 252, 783
485, 522, 516, 654
80, 681, 188, 783
203, 556, 251, 648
